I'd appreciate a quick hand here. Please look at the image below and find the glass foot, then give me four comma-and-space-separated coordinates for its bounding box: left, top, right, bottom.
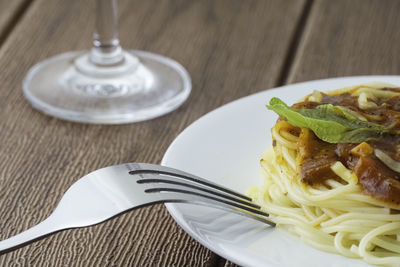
23, 50, 191, 124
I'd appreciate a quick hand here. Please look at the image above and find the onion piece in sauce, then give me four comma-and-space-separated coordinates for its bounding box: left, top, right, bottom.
374, 148, 400, 173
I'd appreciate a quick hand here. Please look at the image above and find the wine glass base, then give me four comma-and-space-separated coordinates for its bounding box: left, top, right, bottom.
23, 50, 191, 124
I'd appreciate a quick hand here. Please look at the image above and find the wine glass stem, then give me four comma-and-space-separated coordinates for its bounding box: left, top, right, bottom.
90, 0, 124, 66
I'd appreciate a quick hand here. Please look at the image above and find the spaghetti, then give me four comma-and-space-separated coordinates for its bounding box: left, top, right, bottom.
249, 83, 400, 266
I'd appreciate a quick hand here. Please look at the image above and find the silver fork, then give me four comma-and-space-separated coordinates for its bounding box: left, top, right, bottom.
0, 163, 274, 254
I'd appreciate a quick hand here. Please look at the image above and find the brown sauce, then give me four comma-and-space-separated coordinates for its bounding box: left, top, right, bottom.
298, 129, 338, 185
291, 89, 400, 204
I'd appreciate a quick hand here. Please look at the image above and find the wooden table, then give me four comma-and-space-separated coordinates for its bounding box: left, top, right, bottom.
1, 0, 400, 265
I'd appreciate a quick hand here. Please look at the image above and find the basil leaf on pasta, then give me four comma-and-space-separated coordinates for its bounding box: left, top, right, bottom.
266, 97, 388, 143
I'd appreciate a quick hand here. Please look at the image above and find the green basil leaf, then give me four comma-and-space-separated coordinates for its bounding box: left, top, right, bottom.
266, 97, 387, 143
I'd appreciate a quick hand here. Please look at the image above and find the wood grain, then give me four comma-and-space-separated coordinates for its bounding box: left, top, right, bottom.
288, 0, 400, 83
0, 0, 31, 44
0, 0, 305, 265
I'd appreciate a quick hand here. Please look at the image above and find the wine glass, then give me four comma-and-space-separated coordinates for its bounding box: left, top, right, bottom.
23, 0, 191, 124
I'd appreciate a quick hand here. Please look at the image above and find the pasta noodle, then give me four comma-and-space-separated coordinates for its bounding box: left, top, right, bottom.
249, 83, 400, 266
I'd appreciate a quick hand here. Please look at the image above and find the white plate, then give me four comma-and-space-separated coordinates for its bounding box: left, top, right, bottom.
161, 76, 400, 267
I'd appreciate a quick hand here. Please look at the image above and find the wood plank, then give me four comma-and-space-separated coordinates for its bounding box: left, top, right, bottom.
0, 0, 32, 35
0, 0, 305, 265
288, 0, 400, 83
0, 0, 31, 43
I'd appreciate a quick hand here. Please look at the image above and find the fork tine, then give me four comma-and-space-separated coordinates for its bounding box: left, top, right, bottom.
135, 174, 260, 209
142, 185, 275, 227
129, 163, 252, 201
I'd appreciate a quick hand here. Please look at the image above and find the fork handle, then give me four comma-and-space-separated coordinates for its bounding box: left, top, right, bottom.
0, 215, 60, 254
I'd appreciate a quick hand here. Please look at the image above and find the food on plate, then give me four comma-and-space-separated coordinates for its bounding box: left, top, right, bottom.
248, 83, 400, 266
